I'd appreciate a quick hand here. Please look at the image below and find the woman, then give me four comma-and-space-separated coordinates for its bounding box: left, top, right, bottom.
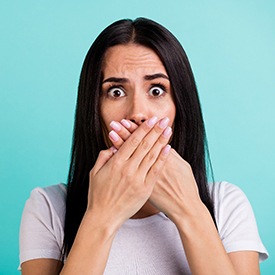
20, 18, 268, 274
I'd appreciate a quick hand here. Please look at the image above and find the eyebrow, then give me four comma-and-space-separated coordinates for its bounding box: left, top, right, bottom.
102, 77, 128, 84
144, 73, 169, 81
102, 73, 169, 84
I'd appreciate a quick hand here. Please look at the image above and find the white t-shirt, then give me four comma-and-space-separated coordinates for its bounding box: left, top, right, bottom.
19, 182, 268, 274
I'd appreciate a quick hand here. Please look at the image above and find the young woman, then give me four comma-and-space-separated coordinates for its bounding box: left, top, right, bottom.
20, 18, 268, 274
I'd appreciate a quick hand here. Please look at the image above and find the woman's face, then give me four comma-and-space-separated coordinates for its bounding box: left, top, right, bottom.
100, 43, 176, 141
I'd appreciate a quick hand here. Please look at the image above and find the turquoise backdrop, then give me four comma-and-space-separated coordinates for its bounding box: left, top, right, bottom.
0, 0, 274, 274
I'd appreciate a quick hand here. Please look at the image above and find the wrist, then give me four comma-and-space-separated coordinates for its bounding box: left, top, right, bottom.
62, 209, 121, 274
171, 200, 215, 235
81, 209, 121, 241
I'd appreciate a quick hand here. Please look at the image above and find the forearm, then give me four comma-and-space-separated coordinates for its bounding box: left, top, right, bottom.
60, 211, 118, 275
173, 202, 237, 275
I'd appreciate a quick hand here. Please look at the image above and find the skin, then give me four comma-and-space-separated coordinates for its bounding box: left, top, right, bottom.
100, 43, 176, 218
102, 44, 260, 274
21, 43, 260, 275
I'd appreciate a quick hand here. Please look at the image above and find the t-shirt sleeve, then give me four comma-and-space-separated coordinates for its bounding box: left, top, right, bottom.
211, 182, 268, 262
19, 184, 66, 267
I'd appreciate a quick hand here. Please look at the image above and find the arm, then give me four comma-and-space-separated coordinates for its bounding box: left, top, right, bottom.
20, 196, 119, 275
110, 119, 261, 275
171, 197, 259, 275
149, 149, 260, 275
20, 185, 118, 275
61, 117, 172, 274
21, 259, 63, 275
21, 117, 172, 275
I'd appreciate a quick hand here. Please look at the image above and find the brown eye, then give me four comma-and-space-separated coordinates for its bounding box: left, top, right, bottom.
108, 87, 125, 98
148, 86, 165, 97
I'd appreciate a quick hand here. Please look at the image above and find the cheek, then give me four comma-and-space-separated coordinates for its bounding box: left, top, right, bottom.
100, 110, 109, 128
169, 103, 176, 121
157, 102, 176, 126
99, 104, 113, 148
100, 102, 125, 131
100, 106, 112, 132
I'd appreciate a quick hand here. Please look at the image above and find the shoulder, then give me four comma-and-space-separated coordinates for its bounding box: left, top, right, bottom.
208, 181, 248, 204
208, 182, 268, 261
208, 181, 255, 221
21, 183, 67, 233
20, 184, 67, 265
208, 181, 254, 229
208, 181, 244, 196
30, 183, 67, 202
30, 183, 67, 199
27, 183, 67, 218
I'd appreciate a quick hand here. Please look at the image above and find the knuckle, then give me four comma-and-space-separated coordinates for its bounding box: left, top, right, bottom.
141, 139, 150, 150
89, 169, 95, 177
151, 165, 160, 177
141, 121, 152, 132
98, 150, 105, 157
158, 135, 168, 145
158, 152, 167, 162
186, 162, 191, 169
153, 125, 163, 134
147, 151, 157, 162
129, 136, 140, 147
99, 149, 108, 157
181, 159, 192, 173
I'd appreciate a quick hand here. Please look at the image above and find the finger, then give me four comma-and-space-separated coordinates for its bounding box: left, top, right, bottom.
110, 120, 138, 140
120, 119, 139, 133
90, 147, 117, 176
110, 121, 131, 141
109, 120, 139, 150
138, 125, 172, 175
116, 116, 159, 160
145, 144, 171, 186
108, 130, 124, 149
125, 117, 171, 168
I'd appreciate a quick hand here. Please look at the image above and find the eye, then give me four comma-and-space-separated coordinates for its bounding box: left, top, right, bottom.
107, 87, 126, 98
148, 85, 166, 97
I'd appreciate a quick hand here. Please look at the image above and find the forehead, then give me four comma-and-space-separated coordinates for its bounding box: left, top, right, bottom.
102, 44, 166, 76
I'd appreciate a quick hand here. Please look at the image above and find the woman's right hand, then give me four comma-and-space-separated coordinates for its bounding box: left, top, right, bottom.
86, 117, 172, 230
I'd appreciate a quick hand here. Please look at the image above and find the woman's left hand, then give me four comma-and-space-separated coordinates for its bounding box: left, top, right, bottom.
148, 148, 202, 223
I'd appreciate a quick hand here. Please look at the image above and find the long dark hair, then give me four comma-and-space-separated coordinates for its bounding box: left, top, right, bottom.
63, 17, 216, 257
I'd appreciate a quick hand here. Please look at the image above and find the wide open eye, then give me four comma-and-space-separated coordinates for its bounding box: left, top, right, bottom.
107, 87, 126, 98
148, 86, 166, 97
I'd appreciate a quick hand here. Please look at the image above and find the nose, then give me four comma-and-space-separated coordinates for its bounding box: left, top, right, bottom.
126, 97, 149, 125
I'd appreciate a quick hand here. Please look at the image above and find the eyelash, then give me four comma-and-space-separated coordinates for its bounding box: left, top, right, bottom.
150, 83, 167, 95
151, 83, 166, 90
104, 83, 168, 99
105, 85, 125, 100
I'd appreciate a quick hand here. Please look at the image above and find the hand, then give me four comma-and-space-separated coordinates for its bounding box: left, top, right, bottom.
87, 117, 172, 230
149, 149, 201, 223
108, 119, 201, 224
108, 119, 138, 148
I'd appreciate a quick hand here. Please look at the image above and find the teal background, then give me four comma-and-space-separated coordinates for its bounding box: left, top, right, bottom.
0, 0, 274, 273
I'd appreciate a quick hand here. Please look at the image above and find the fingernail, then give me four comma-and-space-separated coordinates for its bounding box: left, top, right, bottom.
146, 116, 158, 127
163, 145, 171, 155
162, 126, 172, 138
158, 117, 169, 129
121, 119, 131, 129
110, 121, 122, 131
109, 130, 119, 142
